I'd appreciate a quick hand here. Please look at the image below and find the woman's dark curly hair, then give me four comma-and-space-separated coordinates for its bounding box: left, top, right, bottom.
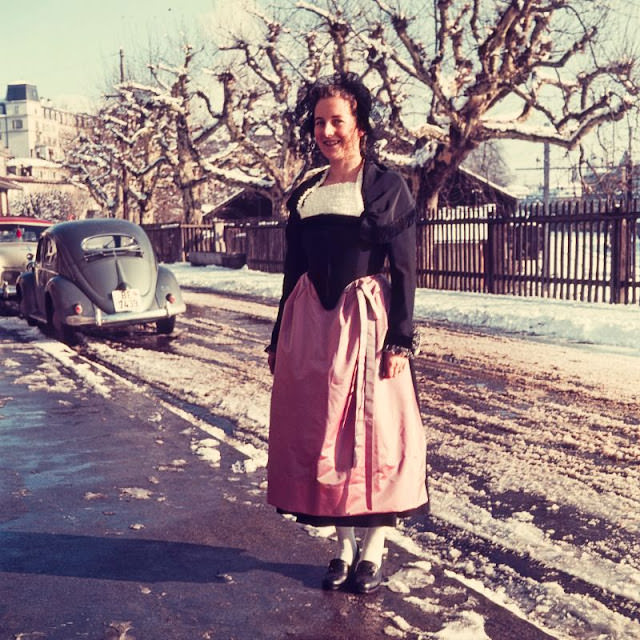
294, 72, 377, 160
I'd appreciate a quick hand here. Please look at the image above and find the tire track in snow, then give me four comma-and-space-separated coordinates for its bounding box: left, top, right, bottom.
18, 293, 638, 640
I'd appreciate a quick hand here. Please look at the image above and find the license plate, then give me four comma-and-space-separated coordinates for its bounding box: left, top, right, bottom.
112, 288, 141, 312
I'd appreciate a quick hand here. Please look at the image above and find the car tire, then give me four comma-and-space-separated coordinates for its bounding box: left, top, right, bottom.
156, 316, 176, 335
17, 290, 38, 326
48, 299, 78, 346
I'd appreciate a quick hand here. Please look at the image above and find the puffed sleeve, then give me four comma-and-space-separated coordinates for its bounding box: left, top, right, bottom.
385, 215, 417, 350
360, 165, 417, 351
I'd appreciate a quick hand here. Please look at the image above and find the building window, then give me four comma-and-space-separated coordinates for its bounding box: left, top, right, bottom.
12, 119, 23, 129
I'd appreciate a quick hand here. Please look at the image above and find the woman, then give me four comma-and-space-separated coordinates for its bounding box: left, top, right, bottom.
267, 73, 428, 594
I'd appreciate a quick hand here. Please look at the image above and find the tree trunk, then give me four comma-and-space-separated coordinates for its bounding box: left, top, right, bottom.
412, 133, 474, 288
415, 173, 439, 218
271, 193, 288, 220
182, 183, 202, 225
415, 136, 476, 213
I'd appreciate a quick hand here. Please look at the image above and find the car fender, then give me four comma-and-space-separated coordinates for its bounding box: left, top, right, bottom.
45, 276, 95, 323
154, 265, 185, 311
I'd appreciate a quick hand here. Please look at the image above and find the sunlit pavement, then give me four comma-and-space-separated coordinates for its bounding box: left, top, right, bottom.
0, 332, 400, 639
0, 329, 555, 640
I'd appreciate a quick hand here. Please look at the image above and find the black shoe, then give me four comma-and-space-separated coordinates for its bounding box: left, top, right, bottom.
352, 560, 382, 594
321, 558, 351, 590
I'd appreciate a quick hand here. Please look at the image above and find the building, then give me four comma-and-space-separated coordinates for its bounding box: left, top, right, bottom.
0, 83, 99, 218
436, 166, 520, 210
0, 82, 92, 162
0, 147, 22, 215
6, 157, 69, 182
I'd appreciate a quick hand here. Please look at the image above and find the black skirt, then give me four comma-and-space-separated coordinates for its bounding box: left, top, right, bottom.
277, 503, 429, 528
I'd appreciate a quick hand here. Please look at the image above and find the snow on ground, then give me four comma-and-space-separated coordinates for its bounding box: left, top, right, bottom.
166, 262, 640, 639
168, 262, 640, 354
3, 263, 639, 639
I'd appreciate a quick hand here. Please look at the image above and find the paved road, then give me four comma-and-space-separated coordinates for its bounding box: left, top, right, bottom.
0, 330, 385, 639
0, 319, 559, 640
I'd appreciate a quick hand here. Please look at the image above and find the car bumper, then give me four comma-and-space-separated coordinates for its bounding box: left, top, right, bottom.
65, 302, 187, 327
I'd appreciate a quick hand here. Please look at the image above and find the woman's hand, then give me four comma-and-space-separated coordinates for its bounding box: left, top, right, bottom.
381, 351, 408, 378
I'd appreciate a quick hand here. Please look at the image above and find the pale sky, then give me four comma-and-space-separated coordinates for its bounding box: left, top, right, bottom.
1, 0, 637, 189
4, 0, 636, 103
0, 0, 218, 107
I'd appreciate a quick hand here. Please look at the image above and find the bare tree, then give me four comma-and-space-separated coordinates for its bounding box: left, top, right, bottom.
300, 0, 638, 212
139, 44, 228, 225
65, 118, 122, 219
66, 42, 217, 224
98, 9, 324, 221
65, 84, 173, 223
67, 1, 639, 223
9, 190, 76, 221
113, 41, 275, 224
197, 5, 320, 218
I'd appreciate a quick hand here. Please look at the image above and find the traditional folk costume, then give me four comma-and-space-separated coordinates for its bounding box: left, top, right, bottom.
267, 161, 428, 527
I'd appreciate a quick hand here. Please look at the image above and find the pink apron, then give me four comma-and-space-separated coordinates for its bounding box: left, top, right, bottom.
267, 273, 427, 518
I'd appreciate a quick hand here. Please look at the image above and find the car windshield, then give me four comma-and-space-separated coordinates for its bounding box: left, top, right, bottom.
81, 233, 144, 260
0, 224, 44, 243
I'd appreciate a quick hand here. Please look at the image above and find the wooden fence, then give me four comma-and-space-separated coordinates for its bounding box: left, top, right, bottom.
417, 200, 639, 304
143, 199, 640, 305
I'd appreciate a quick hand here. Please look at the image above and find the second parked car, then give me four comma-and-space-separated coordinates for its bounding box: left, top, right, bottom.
17, 217, 186, 343
0, 216, 52, 301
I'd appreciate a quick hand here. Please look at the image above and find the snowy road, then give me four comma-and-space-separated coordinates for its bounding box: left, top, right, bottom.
58, 289, 638, 640
4, 287, 639, 639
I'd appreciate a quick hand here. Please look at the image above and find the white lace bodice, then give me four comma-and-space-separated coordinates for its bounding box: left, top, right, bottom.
299, 167, 364, 219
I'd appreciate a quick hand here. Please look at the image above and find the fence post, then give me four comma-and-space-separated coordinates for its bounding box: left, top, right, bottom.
610, 205, 632, 304
485, 218, 495, 294
611, 215, 620, 304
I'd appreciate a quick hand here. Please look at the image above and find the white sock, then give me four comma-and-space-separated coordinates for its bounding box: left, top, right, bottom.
361, 526, 388, 566
335, 526, 357, 564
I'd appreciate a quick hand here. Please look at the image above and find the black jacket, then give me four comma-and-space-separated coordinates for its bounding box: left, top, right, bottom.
270, 161, 417, 351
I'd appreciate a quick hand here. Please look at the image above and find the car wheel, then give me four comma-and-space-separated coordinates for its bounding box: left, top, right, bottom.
17, 290, 38, 326
156, 316, 176, 335
48, 299, 78, 346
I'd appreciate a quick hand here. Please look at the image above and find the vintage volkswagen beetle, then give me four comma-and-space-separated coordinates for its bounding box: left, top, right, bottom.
0, 216, 52, 300
17, 218, 186, 343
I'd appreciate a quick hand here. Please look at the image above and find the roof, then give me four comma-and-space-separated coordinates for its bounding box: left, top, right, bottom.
0, 177, 23, 191
46, 218, 152, 263
5, 83, 39, 102
8, 157, 62, 168
47, 217, 145, 241
202, 188, 244, 217
458, 165, 520, 200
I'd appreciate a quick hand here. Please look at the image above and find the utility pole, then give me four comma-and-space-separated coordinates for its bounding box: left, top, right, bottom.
119, 48, 129, 221
543, 142, 550, 213
119, 48, 126, 86
627, 123, 634, 203
539, 142, 552, 283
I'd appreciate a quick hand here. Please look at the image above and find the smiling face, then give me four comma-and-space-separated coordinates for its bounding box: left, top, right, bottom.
313, 95, 365, 165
